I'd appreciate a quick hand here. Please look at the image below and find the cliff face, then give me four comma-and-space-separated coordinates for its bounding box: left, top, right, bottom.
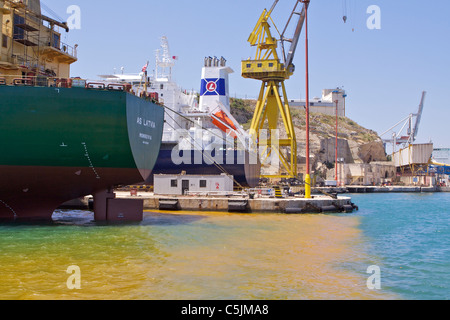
230, 98, 387, 173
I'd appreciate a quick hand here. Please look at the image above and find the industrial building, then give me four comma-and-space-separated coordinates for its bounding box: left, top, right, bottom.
392, 143, 435, 186
327, 162, 397, 186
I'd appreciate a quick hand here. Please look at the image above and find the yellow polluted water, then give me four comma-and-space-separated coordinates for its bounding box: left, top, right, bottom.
0, 210, 397, 300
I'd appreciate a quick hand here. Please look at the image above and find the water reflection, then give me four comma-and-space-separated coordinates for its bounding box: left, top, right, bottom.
0, 209, 396, 300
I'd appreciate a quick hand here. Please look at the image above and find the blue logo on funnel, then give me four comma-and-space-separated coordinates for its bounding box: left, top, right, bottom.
201, 78, 226, 96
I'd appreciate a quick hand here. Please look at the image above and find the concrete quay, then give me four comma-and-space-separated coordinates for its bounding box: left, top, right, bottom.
58, 185, 450, 221
60, 192, 357, 214
113, 192, 357, 214
59, 184, 450, 215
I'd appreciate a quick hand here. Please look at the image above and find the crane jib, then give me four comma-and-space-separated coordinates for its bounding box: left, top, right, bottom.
282, 1, 309, 68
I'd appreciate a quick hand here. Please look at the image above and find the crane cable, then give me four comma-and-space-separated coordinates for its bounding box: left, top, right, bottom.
342, 0, 356, 32
342, 0, 348, 23
162, 105, 246, 189
40, 1, 65, 23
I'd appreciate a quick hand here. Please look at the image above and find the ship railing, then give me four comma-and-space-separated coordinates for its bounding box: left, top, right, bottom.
57, 41, 78, 59
85, 82, 133, 92
0, 75, 131, 91
0, 75, 75, 88
0, 75, 165, 101
38, 37, 78, 59
2, 52, 39, 69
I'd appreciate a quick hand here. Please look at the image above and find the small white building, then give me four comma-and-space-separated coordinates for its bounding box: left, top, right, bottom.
154, 174, 234, 196
289, 88, 347, 117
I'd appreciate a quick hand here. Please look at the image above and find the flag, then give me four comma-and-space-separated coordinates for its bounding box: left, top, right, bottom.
142, 61, 149, 72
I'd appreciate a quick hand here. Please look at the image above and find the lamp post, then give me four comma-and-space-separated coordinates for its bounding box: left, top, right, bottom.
335, 99, 339, 183
302, 0, 311, 199
337, 157, 345, 187
343, 94, 347, 117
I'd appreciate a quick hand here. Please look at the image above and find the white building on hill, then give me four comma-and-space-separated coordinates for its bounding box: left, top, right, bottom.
288, 88, 347, 117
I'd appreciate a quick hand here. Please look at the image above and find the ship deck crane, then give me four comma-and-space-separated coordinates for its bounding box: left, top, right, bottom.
381, 91, 427, 154
242, 0, 309, 179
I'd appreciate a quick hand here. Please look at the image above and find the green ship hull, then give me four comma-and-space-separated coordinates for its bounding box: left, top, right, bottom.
0, 86, 164, 220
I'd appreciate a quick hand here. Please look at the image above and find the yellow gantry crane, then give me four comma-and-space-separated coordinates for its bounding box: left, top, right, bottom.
242, 0, 309, 179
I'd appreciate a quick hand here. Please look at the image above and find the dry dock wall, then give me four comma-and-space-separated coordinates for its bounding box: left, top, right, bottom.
59, 194, 355, 214
59, 186, 450, 213
145, 196, 355, 214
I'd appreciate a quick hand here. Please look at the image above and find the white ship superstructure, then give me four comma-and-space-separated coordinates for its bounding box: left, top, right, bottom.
100, 36, 244, 148
99, 36, 260, 187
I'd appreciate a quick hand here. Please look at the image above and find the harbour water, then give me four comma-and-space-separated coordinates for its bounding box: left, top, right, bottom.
0, 193, 448, 300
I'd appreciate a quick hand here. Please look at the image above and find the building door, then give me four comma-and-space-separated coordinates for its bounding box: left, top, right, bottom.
182, 180, 189, 195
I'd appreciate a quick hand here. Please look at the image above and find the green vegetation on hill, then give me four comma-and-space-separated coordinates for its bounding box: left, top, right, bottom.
230, 98, 255, 129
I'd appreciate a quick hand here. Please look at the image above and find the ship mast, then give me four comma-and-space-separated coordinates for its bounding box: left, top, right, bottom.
155, 36, 176, 81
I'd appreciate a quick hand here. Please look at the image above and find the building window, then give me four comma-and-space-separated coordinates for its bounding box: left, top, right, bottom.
52, 32, 60, 49
160, 84, 164, 90
257, 63, 263, 68
2, 34, 7, 48
246, 64, 251, 68
171, 180, 178, 188
200, 180, 207, 188
269, 63, 274, 67
13, 14, 25, 40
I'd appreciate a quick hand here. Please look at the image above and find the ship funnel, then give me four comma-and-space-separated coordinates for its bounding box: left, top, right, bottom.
199, 56, 234, 113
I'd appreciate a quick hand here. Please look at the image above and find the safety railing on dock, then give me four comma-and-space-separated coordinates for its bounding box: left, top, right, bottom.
184, 191, 248, 197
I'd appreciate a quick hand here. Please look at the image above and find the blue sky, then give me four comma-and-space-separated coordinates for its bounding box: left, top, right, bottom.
44, 0, 450, 148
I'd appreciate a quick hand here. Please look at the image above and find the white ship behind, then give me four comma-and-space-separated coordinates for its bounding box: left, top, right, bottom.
99, 36, 260, 187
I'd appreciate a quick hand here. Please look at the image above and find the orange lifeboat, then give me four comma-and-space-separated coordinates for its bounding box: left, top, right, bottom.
212, 110, 237, 139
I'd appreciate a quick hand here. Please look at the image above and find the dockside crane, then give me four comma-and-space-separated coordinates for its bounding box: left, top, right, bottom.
242, 0, 309, 179
381, 91, 427, 153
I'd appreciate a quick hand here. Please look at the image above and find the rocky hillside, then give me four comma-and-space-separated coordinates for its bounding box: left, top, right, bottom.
230, 98, 387, 174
